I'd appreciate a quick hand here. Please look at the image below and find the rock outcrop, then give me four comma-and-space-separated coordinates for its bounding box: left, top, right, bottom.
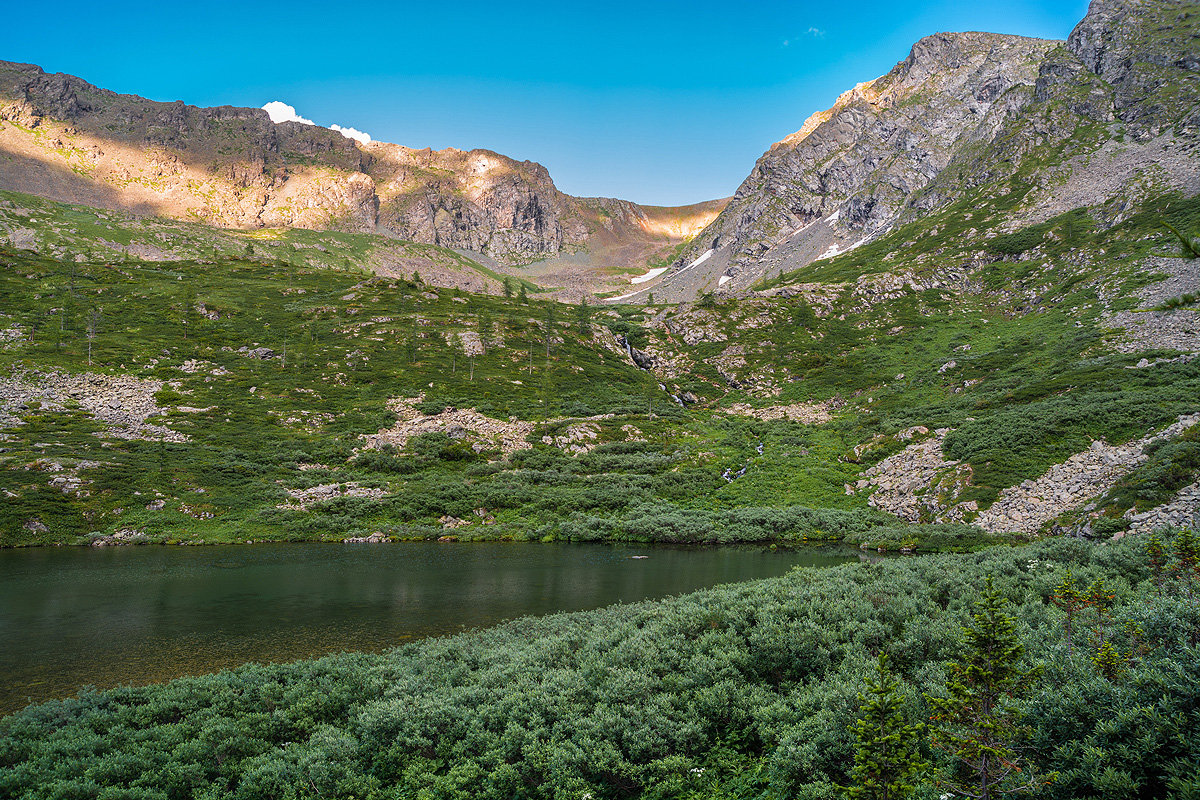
859, 414, 1200, 534
364, 397, 537, 457
0, 370, 187, 442
1123, 479, 1200, 534
650, 32, 1057, 300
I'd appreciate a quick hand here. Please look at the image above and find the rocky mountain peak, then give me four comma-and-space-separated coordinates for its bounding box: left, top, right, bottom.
1065, 0, 1200, 134
639, 30, 1057, 302
633, 0, 1200, 303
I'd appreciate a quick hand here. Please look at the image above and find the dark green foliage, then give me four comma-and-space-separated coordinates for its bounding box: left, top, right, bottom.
606, 317, 648, 349
0, 247, 683, 545
1101, 422, 1200, 514
942, 365, 1200, 504
1155, 291, 1199, 310
927, 577, 1044, 800
3, 538, 1199, 799
986, 210, 1094, 256
1051, 568, 1085, 655
1163, 221, 1200, 259
577, 297, 592, 335
846, 653, 928, 800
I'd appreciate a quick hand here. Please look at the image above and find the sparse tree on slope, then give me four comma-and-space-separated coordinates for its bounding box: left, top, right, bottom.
576, 297, 591, 336
1163, 221, 1200, 259
85, 307, 101, 365
846, 652, 928, 800
927, 577, 1044, 800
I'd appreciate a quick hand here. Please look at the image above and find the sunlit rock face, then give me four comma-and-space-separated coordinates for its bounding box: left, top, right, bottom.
655, 0, 1200, 301
0, 61, 724, 268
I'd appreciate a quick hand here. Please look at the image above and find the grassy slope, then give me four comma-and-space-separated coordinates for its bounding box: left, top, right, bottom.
672, 191, 1200, 515
0, 189, 540, 292
4, 186, 1200, 547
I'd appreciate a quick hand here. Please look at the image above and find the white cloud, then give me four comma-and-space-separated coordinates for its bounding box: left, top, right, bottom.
262, 101, 314, 126
330, 123, 372, 144
784, 27, 824, 46
263, 101, 373, 145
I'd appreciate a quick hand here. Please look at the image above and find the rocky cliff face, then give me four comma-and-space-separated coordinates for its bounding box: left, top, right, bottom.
645, 0, 1200, 301
646, 31, 1056, 300
0, 61, 721, 266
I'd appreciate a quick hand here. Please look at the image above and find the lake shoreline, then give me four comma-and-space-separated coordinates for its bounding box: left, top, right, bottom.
0, 540, 870, 713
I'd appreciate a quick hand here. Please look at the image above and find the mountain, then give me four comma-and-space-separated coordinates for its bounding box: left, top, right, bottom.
1, 0, 1198, 553
4, 0, 1200, 794
635, 0, 1200, 301
0, 60, 724, 278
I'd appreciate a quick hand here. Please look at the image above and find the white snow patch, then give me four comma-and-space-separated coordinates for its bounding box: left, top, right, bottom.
820, 237, 867, 260
718, 275, 732, 287
825, 210, 841, 223
630, 267, 669, 285
263, 101, 314, 126
668, 248, 717, 279
607, 288, 645, 302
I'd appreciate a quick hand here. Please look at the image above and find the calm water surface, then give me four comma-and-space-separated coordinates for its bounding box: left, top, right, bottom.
0, 541, 864, 714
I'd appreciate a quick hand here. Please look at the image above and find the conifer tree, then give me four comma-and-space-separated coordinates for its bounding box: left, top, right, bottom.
518, 284, 528, 304
1163, 221, 1200, 259
503, 277, 513, 299
1146, 533, 1167, 595
405, 320, 419, 364
478, 308, 494, 351
927, 577, 1043, 800
1091, 640, 1125, 682
847, 653, 928, 800
1173, 528, 1199, 592
576, 297, 591, 336
1051, 568, 1084, 655
1085, 579, 1114, 647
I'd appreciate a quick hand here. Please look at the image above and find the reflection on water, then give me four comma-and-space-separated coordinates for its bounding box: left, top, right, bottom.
0, 541, 863, 714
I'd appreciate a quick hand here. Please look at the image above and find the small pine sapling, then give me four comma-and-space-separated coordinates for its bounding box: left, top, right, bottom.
846, 652, 928, 800
1163, 221, 1200, 259
1052, 568, 1085, 656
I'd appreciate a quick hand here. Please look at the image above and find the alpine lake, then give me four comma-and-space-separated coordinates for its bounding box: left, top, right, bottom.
0, 541, 875, 715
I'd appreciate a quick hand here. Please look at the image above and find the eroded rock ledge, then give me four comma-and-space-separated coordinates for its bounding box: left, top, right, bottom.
858, 414, 1200, 534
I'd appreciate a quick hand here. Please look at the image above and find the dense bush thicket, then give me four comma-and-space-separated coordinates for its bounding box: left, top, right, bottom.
3, 536, 1197, 799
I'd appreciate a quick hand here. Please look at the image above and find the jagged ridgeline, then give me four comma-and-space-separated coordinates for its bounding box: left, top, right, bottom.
0, 59, 726, 295
645, 0, 1200, 301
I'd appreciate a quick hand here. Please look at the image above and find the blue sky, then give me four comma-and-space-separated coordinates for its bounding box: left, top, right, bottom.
4, 0, 1089, 206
